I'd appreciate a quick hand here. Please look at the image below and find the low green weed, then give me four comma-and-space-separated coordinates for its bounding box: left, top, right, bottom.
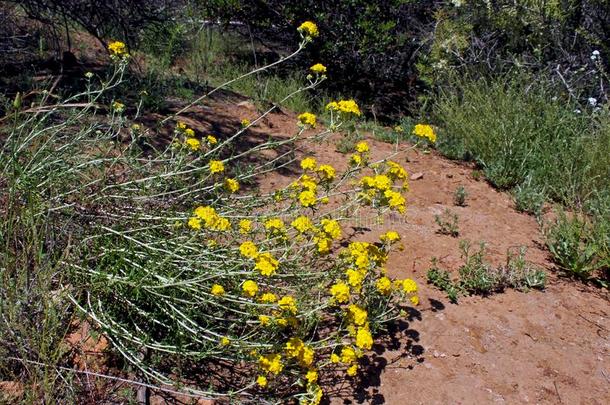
453, 185, 468, 207
434, 209, 459, 237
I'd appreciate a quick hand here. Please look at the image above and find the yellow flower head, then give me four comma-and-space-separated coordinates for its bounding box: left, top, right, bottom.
350, 154, 362, 166
239, 241, 259, 259
340, 346, 359, 363
387, 161, 408, 181
337, 99, 361, 116
330, 282, 350, 303
111, 100, 125, 113
265, 218, 285, 235
355, 327, 373, 350
291, 215, 313, 233
259, 292, 278, 303
330, 353, 340, 363
259, 353, 284, 374
380, 231, 400, 243
310, 63, 327, 74
220, 336, 231, 346
299, 190, 317, 207
305, 369, 319, 383
402, 278, 418, 294
355, 141, 369, 153
187, 217, 202, 230
242, 280, 259, 298
410, 295, 420, 306
209, 160, 225, 174
185, 137, 200, 151
298, 112, 317, 128
255, 252, 280, 276
347, 364, 358, 376
224, 178, 240, 193
317, 164, 336, 181
375, 277, 392, 295
412, 124, 437, 143
176, 122, 187, 131
300, 157, 317, 171
239, 219, 253, 234
321, 219, 341, 240
278, 295, 298, 314
211, 284, 225, 296
259, 315, 271, 326
185, 128, 195, 137
297, 21, 319, 39
256, 375, 268, 387
241, 118, 251, 127
347, 304, 368, 326
108, 41, 127, 57
206, 134, 218, 145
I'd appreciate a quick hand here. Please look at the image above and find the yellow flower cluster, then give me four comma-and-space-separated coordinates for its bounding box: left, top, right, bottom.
326, 99, 361, 116
357, 158, 409, 213
108, 41, 128, 59
111, 100, 125, 113
188, 205, 231, 231
298, 112, 317, 128
413, 123, 437, 143
310, 63, 327, 74
298, 21, 319, 39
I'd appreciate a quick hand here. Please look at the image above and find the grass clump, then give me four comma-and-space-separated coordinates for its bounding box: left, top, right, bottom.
453, 185, 468, 207
427, 241, 547, 303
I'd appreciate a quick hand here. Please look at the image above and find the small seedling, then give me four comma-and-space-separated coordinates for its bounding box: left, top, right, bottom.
453, 185, 468, 207
435, 209, 459, 237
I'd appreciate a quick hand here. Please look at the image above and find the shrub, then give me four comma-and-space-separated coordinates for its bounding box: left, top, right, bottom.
453, 185, 468, 207
434, 209, 459, 237
1, 29, 420, 403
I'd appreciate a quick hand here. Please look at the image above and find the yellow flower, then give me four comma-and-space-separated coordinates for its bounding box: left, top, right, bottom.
259, 353, 284, 374
256, 375, 268, 387
347, 364, 358, 376
297, 21, 319, 39
265, 218, 285, 235
111, 100, 125, 113
187, 217, 202, 230
240, 118, 251, 127
176, 122, 187, 131
185, 137, 200, 151
211, 284, 225, 296
347, 304, 368, 326
242, 280, 259, 298
239, 241, 259, 259
355, 141, 369, 153
380, 231, 401, 243
317, 164, 336, 181
387, 161, 408, 181
276, 317, 288, 328
185, 128, 195, 137
255, 252, 280, 276
350, 154, 362, 165
291, 215, 313, 233
355, 328, 373, 350
340, 346, 358, 363
239, 219, 252, 234
338, 99, 361, 116
209, 160, 225, 174
375, 277, 392, 295
373, 174, 391, 191
259, 315, 271, 326
314, 236, 332, 254
346, 269, 364, 291
224, 178, 240, 193
330, 353, 340, 363
402, 278, 418, 293
298, 112, 317, 128
259, 292, 278, 303
325, 101, 339, 111
321, 219, 341, 240
394, 125, 404, 133
220, 336, 231, 346
108, 41, 127, 57
310, 63, 327, 74
410, 295, 420, 306
300, 157, 317, 171
206, 134, 218, 145
278, 295, 298, 314
330, 282, 350, 303
305, 369, 319, 383
299, 190, 317, 207
412, 124, 437, 143
384, 189, 406, 213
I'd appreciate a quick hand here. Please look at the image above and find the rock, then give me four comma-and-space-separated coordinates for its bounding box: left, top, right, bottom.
410, 172, 424, 180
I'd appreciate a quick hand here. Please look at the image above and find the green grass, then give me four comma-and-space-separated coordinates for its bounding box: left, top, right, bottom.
431, 72, 610, 283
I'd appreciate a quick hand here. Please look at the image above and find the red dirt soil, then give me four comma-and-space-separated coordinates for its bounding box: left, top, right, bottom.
198, 100, 610, 404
